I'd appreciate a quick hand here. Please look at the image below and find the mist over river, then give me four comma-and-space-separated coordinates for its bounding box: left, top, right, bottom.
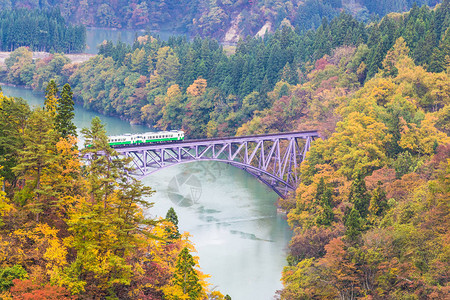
1, 84, 292, 299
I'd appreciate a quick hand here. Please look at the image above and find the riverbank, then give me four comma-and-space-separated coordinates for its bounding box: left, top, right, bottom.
0, 51, 95, 66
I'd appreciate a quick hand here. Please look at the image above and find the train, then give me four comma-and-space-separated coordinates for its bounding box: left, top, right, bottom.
107, 130, 185, 147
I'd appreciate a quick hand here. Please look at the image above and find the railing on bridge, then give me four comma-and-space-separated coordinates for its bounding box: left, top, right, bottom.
101, 131, 319, 198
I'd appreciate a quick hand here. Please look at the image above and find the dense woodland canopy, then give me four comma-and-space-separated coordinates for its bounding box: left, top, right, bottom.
0, 86, 227, 299
2, 1, 449, 139
0, 9, 85, 52
0, 0, 442, 40
0, 1, 449, 299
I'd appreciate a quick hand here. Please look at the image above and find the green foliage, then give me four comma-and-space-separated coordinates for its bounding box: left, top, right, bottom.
280, 19, 449, 297
344, 208, 363, 241
44, 79, 58, 115
3, 3, 450, 140
349, 173, 370, 218
369, 183, 388, 217
165, 207, 180, 240
0, 95, 217, 299
55, 83, 77, 138
0, 94, 30, 194
0, 265, 27, 292
12, 108, 58, 219
173, 247, 203, 299
1, 0, 435, 41
0, 8, 85, 52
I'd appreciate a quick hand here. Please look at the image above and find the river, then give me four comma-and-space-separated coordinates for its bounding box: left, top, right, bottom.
1, 84, 292, 299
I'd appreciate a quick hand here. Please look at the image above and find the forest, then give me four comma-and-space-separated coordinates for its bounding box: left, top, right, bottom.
0, 9, 85, 53
0, 82, 228, 299
2, 2, 449, 139
0, 0, 442, 40
0, 1, 448, 299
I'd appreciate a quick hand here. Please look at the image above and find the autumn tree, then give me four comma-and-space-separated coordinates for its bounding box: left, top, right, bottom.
61, 117, 155, 296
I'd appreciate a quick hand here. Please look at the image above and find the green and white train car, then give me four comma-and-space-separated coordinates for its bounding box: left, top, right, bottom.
108, 130, 184, 147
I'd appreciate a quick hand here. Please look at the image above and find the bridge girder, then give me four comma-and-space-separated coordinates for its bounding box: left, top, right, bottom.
108, 131, 319, 198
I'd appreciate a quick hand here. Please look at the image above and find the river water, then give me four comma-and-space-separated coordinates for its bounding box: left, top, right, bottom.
1, 84, 292, 299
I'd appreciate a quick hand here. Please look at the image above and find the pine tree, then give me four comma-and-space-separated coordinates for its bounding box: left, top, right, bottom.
12, 108, 58, 220
173, 247, 203, 299
165, 207, 180, 239
55, 83, 77, 138
315, 178, 334, 226
0, 95, 30, 193
344, 208, 362, 241
315, 177, 326, 202
316, 205, 334, 227
44, 80, 59, 117
349, 173, 370, 218
369, 182, 388, 217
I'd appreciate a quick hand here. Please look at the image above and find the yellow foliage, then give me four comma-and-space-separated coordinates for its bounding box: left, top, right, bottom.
186, 78, 207, 96
399, 114, 450, 155
166, 84, 182, 102
0, 170, 14, 225
325, 112, 392, 177
236, 116, 268, 136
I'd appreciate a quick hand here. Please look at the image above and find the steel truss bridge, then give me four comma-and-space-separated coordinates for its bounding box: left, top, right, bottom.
104, 131, 319, 198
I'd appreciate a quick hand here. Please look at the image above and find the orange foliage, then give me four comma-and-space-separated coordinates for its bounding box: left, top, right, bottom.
186, 78, 207, 96
11, 279, 76, 300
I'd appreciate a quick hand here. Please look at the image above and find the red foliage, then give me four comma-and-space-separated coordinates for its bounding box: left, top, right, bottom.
419, 144, 450, 179
365, 167, 396, 191
314, 57, 330, 71
290, 224, 344, 259
385, 173, 424, 200
11, 279, 76, 300
318, 75, 339, 91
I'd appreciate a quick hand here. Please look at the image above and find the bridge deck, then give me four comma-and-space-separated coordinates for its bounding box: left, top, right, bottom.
112, 130, 320, 150
86, 130, 320, 198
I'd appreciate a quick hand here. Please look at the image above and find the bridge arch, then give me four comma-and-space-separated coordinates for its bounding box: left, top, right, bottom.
136, 159, 295, 198
109, 131, 319, 198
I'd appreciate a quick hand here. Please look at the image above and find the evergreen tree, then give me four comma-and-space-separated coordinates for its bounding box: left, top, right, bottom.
0, 95, 30, 194
315, 177, 326, 202
44, 79, 58, 117
165, 207, 180, 239
316, 205, 334, 227
369, 182, 388, 217
315, 178, 334, 226
348, 173, 370, 218
12, 108, 58, 220
173, 247, 203, 299
55, 83, 77, 138
344, 208, 362, 241
66, 117, 155, 295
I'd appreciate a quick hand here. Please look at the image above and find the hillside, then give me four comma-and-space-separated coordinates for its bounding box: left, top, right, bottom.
0, 0, 442, 42
0, 1, 448, 299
